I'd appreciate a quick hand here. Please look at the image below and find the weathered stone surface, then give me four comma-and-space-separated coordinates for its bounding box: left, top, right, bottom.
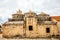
2, 10, 60, 38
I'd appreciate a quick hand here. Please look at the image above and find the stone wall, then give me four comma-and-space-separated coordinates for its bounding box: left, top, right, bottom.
25, 17, 37, 37
25, 16, 58, 37
2, 24, 24, 38
38, 25, 58, 37
57, 21, 60, 35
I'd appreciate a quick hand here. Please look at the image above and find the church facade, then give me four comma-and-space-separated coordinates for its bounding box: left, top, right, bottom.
2, 10, 59, 38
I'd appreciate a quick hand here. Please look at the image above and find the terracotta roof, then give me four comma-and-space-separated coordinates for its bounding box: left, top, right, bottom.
51, 16, 60, 21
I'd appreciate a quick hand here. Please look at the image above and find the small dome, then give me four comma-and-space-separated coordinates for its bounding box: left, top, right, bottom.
25, 10, 36, 15
12, 9, 23, 15
38, 12, 49, 16
16, 9, 22, 14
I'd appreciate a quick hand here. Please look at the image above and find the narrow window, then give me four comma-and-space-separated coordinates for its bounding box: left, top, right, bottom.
0, 26, 1, 28
29, 26, 33, 31
46, 28, 50, 33
37, 19, 39, 21
0, 29, 1, 32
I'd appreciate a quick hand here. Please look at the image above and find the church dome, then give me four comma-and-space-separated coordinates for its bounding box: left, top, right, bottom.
12, 9, 24, 19
24, 10, 37, 17
38, 12, 49, 16
25, 10, 36, 15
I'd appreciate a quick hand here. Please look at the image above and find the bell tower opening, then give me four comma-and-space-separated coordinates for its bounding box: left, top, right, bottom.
29, 26, 33, 31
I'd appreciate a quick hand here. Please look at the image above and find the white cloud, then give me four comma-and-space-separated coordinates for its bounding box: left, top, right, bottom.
0, 0, 60, 23
17, 0, 45, 12
3, 0, 9, 3
0, 0, 9, 3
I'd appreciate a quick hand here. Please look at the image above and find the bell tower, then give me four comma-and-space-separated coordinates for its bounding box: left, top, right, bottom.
25, 10, 37, 37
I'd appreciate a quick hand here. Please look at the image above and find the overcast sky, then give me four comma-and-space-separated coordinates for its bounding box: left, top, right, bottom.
0, 0, 60, 22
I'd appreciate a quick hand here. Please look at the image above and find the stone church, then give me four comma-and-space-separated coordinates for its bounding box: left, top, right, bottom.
2, 10, 59, 38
